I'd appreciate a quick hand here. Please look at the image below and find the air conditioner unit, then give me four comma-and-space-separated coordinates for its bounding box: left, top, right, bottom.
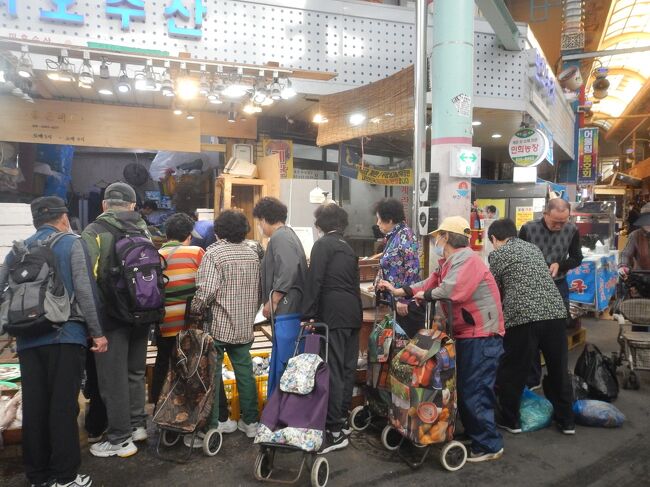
418, 172, 440, 204
224, 157, 258, 178
418, 206, 438, 235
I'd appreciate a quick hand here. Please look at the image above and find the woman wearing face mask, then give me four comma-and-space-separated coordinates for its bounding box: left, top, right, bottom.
372, 198, 423, 337
620, 202, 650, 279
379, 216, 506, 463
487, 218, 575, 436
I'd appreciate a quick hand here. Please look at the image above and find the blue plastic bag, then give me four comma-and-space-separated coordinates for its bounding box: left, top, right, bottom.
573, 400, 625, 427
520, 387, 553, 432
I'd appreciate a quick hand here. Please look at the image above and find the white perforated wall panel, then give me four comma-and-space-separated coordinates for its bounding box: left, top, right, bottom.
473, 32, 525, 100
0, 0, 416, 86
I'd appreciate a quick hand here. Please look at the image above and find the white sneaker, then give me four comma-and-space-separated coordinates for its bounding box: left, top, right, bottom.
237, 419, 259, 438
183, 432, 205, 449
216, 419, 238, 434
52, 474, 93, 487
132, 426, 148, 442
89, 439, 137, 458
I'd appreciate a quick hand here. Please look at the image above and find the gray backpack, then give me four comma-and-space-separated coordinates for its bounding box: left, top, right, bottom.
0, 232, 75, 337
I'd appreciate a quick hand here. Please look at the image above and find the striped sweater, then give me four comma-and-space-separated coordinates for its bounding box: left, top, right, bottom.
159, 242, 205, 337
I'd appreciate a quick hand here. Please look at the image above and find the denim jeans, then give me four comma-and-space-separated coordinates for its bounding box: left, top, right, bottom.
456, 336, 504, 454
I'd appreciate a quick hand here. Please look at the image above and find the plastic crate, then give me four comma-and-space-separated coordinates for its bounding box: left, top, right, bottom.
222, 351, 269, 421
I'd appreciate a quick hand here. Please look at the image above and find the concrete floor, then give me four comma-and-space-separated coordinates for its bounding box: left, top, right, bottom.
3, 316, 650, 487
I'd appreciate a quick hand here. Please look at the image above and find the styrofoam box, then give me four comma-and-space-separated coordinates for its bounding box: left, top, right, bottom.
0, 204, 33, 226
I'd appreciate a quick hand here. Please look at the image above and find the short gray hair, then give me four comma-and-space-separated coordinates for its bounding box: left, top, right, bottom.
545, 198, 570, 213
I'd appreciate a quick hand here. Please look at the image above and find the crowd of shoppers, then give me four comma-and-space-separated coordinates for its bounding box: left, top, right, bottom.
2, 190, 587, 484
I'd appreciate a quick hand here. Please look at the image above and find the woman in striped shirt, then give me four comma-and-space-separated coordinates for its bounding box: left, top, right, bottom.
151, 213, 205, 405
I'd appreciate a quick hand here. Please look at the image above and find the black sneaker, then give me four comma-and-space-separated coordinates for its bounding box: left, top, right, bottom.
558, 422, 576, 435
340, 419, 352, 437
318, 431, 349, 454
496, 421, 522, 434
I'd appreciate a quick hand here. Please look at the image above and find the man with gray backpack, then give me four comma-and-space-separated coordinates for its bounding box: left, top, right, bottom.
82, 182, 166, 458
0, 196, 107, 487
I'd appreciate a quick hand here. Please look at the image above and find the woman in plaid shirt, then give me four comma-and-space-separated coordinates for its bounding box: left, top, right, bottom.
192, 210, 261, 439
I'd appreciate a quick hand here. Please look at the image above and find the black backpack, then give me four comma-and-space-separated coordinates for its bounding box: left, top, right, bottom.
1, 232, 75, 337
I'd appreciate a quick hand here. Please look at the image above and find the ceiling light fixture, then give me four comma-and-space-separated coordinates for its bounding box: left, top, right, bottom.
46, 50, 75, 83
135, 59, 158, 91
173, 107, 183, 115
253, 82, 269, 104
176, 63, 198, 100
312, 113, 328, 124
99, 57, 110, 79
97, 79, 113, 96
472, 121, 482, 126
199, 65, 210, 97
281, 78, 296, 99
116, 63, 131, 93
491, 133, 502, 139
17, 46, 33, 79
269, 74, 282, 101
227, 105, 236, 123
161, 61, 174, 97
78, 52, 94, 87
186, 112, 195, 120
349, 112, 366, 126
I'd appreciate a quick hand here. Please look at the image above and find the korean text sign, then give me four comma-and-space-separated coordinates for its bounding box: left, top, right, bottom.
577, 127, 599, 184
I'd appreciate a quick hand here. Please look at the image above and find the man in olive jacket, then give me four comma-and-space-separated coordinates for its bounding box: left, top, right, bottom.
81, 182, 152, 459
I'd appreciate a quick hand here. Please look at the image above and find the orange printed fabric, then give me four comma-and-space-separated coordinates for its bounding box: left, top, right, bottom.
159, 244, 205, 337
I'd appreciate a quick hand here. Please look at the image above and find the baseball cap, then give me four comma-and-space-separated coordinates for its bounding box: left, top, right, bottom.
430, 216, 471, 237
31, 196, 68, 219
104, 182, 136, 203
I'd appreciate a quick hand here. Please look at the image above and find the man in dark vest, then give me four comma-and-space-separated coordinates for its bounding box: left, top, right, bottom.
519, 198, 583, 389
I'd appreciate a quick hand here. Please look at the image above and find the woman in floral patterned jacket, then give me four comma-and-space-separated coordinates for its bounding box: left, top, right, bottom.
373, 198, 424, 337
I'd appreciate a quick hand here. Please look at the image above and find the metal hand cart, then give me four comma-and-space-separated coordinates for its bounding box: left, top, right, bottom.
613, 270, 650, 390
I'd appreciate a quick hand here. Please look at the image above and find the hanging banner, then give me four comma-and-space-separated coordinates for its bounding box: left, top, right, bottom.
577, 128, 599, 184
263, 139, 294, 179
339, 145, 413, 186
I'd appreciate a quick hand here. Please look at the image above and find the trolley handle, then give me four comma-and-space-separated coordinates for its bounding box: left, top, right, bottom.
294, 322, 329, 363
426, 298, 454, 338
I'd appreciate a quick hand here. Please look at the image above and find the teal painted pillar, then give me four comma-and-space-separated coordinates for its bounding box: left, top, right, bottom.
430, 0, 474, 230
430, 0, 474, 145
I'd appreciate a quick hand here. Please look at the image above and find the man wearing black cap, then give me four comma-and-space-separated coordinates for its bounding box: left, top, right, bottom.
0, 196, 106, 487
81, 182, 152, 458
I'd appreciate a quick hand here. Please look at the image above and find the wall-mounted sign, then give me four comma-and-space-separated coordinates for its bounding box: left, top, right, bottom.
6, 0, 207, 39
577, 127, 599, 184
508, 128, 549, 167
449, 146, 481, 178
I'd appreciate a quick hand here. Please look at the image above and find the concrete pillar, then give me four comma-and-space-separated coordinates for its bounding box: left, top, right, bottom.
430, 0, 475, 224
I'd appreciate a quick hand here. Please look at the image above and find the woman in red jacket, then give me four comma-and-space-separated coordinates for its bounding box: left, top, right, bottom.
380, 216, 505, 463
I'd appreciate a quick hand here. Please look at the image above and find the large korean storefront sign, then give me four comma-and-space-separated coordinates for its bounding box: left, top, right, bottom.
3, 1, 207, 39
577, 127, 599, 184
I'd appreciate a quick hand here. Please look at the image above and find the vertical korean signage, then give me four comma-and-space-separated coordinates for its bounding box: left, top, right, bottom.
577, 128, 599, 184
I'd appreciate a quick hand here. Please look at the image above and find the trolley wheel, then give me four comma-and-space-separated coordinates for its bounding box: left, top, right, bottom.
202, 429, 222, 457
310, 456, 329, 487
380, 425, 403, 451
440, 441, 467, 472
160, 429, 180, 447
254, 450, 274, 480
349, 405, 371, 431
